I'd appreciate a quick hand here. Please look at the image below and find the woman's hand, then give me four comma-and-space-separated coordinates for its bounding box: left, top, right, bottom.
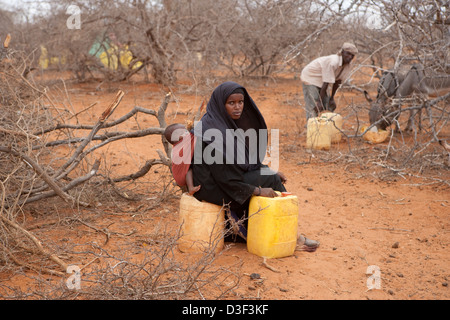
254, 187, 278, 198
261, 188, 278, 197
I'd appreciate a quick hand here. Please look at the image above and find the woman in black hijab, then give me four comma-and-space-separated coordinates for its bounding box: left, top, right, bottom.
191, 81, 287, 241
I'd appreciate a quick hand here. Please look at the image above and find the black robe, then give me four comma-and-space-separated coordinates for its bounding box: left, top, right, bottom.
192, 142, 286, 211
191, 81, 286, 220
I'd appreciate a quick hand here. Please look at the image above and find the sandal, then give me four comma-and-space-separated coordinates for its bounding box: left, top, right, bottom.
296, 234, 320, 252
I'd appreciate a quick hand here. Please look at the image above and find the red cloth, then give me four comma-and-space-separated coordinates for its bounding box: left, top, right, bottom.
171, 132, 196, 186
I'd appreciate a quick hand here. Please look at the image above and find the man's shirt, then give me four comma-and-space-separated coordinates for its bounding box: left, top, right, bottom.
300, 54, 352, 87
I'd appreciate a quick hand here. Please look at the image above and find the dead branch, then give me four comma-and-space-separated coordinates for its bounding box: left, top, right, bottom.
21, 159, 101, 206
99, 90, 124, 122
0, 181, 68, 272
0, 241, 65, 276
41, 127, 165, 150
111, 159, 163, 183
439, 139, 450, 152
0, 146, 74, 205
34, 105, 157, 136
158, 92, 173, 158
0, 127, 39, 139
3, 33, 11, 48
194, 100, 205, 122
53, 90, 124, 180
71, 217, 111, 245
158, 92, 171, 128
422, 92, 450, 142
368, 227, 413, 232
156, 149, 171, 167
262, 257, 281, 273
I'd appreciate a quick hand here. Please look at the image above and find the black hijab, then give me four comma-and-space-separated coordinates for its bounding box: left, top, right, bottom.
193, 81, 267, 172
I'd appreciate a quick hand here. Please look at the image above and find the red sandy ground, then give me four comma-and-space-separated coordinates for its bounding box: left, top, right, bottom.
5, 72, 449, 300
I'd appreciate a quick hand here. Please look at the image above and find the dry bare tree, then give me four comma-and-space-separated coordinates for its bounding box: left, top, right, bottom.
1, 0, 448, 299
5, 0, 367, 83
336, 0, 450, 177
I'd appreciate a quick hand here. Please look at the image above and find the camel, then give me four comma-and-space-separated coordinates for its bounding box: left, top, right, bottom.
364, 63, 450, 132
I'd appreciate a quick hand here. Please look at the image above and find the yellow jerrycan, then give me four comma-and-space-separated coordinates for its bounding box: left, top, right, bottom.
247, 192, 299, 259
306, 116, 331, 150
178, 193, 225, 254
360, 125, 390, 144
321, 112, 343, 143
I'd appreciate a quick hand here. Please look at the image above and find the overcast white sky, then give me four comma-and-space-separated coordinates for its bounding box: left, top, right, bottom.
1, 0, 52, 19
1, 0, 383, 29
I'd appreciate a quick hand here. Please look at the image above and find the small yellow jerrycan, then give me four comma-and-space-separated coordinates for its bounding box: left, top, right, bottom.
306, 116, 331, 150
178, 193, 225, 254
247, 192, 299, 259
360, 125, 390, 144
321, 112, 343, 143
